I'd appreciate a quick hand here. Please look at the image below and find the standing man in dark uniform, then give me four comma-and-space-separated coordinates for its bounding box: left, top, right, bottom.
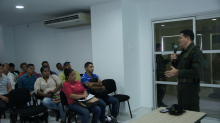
156, 43, 170, 107
165, 30, 204, 113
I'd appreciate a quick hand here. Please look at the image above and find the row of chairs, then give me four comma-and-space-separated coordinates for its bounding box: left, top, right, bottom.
3, 79, 132, 123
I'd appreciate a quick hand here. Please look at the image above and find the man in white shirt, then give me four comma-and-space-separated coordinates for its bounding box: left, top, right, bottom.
2, 63, 16, 90
56, 63, 63, 76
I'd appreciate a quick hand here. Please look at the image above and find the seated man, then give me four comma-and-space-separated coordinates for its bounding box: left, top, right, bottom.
81, 62, 119, 122
38, 61, 57, 77
18, 62, 39, 79
0, 63, 12, 122
2, 63, 16, 90
18, 64, 37, 96
59, 61, 81, 84
9, 63, 19, 82
56, 63, 63, 75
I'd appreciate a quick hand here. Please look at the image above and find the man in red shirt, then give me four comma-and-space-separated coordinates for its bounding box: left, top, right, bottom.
18, 63, 39, 79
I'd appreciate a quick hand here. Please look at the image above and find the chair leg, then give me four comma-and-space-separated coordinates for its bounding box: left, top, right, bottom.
117, 102, 120, 115
56, 110, 60, 121
127, 100, 132, 118
108, 105, 112, 114
3, 112, 6, 118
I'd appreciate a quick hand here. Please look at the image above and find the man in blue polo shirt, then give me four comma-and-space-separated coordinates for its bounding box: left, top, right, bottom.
18, 64, 37, 96
81, 62, 119, 123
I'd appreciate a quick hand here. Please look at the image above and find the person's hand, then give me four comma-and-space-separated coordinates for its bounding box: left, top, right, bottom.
171, 53, 177, 61
45, 93, 52, 98
164, 66, 178, 78
88, 82, 94, 88
1, 96, 9, 103
102, 86, 105, 89
30, 92, 34, 97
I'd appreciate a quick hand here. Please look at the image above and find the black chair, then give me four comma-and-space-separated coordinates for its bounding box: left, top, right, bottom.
102, 79, 132, 118
15, 83, 18, 89
8, 88, 48, 123
60, 90, 78, 123
35, 94, 60, 121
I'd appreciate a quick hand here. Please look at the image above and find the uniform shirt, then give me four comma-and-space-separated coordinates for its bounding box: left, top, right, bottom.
57, 70, 63, 76
34, 75, 62, 95
38, 70, 57, 77
62, 80, 86, 104
81, 72, 99, 94
18, 71, 39, 79
0, 74, 10, 95
59, 71, 81, 84
172, 42, 204, 90
18, 73, 37, 92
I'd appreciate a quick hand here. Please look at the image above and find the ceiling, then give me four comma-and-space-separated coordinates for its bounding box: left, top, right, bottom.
0, 0, 154, 26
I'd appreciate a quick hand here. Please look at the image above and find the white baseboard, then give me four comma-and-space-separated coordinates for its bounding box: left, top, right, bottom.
106, 106, 152, 116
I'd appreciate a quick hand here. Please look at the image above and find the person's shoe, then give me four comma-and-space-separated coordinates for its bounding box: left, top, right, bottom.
158, 102, 167, 107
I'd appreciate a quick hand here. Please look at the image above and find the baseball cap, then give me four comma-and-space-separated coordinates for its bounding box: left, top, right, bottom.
169, 104, 185, 115
63, 61, 70, 66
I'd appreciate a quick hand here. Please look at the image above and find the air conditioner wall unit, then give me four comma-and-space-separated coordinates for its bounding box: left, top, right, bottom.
44, 12, 91, 29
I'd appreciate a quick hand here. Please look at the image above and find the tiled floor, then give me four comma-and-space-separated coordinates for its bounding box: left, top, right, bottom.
1, 108, 220, 123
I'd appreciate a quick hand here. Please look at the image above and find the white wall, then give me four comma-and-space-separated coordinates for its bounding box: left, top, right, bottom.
138, 0, 220, 108
91, 0, 143, 112
2, 26, 16, 64
0, 27, 4, 63
13, 22, 92, 73
122, 0, 142, 110
91, 0, 125, 93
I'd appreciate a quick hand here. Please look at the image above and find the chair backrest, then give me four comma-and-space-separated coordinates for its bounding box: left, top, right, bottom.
8, 88, 31, 108
60, 90, 68, 112
102, 79, 117, 94
15, 83, 18, 89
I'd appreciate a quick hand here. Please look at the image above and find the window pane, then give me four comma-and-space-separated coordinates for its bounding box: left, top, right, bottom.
196, 17, 220, 50
201, 53, 220, 84
154, 20, 193, 52
157, 84, 220, 119
155, 54, 177, 82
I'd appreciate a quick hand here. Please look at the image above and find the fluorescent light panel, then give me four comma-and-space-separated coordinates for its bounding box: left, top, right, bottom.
16, 6, 24, 9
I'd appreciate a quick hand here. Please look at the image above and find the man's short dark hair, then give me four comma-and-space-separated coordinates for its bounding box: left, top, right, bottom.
2, 63, 8, 67
180, 30, 194, 41
27, 64, 34, 69
0, 63, 2, 66
84, 62, 93, 68
9, 63, 15, 68
156, 43, 161, 49
56, 63, 61, 67
42, 61, 48, 66
20, 62, 27, 69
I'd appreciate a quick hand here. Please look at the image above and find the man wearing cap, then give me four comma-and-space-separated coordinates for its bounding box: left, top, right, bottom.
59, 61, 81, 84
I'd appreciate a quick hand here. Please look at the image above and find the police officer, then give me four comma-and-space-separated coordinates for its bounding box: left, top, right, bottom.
164, 30, 204, 113
156, 43, 170, 107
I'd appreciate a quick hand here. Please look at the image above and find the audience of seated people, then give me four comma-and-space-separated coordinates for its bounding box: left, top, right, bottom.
9, 63, 19, 82
59, 61, 81, 84
56, 63, 64, 76
2, 63, 16, 90
18, 62, 39, 79
0, 63, 12, 123
81, 62, 119, 122
0, 61, 120, 123
38, 61, 57, 77
34, 66, 65, 123
62, 68, 101, 123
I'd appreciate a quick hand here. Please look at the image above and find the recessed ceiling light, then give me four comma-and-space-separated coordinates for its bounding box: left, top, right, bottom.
161, 25, 165, 26
212, 19, 217, 21
16, 6, 24, 9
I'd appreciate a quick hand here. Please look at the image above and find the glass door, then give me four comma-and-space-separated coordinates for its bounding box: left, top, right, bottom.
152, 17, 195, 109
